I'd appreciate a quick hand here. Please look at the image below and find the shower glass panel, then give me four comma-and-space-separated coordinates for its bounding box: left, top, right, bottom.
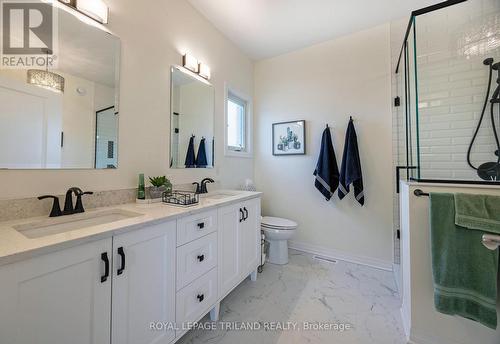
397, 0, 500, 184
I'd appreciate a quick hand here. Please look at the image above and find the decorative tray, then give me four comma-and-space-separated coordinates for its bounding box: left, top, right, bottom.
162, 190, 199, 207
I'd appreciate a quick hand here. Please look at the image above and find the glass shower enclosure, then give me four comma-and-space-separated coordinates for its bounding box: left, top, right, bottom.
395, 0, 500, 184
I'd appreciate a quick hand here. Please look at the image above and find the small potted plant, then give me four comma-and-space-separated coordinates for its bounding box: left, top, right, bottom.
148, 176, 172, 199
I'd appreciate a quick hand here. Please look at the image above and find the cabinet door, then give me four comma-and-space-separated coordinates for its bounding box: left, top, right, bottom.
112, 221, 176, 344
0, 239, 112, 344
218, 203, 242, 298
240, 198, 261, 276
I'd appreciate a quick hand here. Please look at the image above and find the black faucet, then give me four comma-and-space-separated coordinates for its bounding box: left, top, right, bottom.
192, 178, 215, 194
39, 187, 93, 217
200, 178, 215, 194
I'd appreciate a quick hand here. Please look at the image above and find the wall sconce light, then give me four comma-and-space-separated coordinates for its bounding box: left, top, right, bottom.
198, 63, 211, 80
58, 0, 109, 24
182, 53, 199, 73
182, 53, 211, 80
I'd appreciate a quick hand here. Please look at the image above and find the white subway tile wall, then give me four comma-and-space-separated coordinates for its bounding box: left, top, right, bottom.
414, 0, 500, 181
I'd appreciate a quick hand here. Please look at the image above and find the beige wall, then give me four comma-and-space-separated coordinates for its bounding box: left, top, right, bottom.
0, 0, 254, 199
254, 24, 394, 266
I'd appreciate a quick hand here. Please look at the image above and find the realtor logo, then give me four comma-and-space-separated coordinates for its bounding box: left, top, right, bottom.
1, 0, 58, 68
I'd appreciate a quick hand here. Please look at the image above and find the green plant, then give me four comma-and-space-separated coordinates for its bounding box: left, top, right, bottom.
149, 176, 169, 188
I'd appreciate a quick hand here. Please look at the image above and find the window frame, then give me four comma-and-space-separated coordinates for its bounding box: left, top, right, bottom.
224, 83, 252, 158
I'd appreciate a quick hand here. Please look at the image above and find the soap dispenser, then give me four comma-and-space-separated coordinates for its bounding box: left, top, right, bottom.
137, 173, 146, 200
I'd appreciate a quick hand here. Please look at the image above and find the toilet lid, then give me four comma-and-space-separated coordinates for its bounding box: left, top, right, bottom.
261, 216, 297, 228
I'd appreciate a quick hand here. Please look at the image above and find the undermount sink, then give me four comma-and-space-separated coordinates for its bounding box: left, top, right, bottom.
201, 191, 239, 200
13, 209, 143, 239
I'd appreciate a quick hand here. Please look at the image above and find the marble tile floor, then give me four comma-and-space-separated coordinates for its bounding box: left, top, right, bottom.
177, 249, 406, 344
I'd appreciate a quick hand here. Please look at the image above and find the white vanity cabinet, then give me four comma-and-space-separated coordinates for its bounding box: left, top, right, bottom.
0, 239, 113, 344
0, 193, 261, 344
218, 197, 261, 299
111, 220, 176, 344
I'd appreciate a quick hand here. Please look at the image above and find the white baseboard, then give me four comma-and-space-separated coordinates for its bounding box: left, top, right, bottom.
288, 240, 393, 271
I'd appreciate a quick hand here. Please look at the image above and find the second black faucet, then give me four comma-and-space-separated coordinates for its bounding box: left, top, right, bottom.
192, 178, 215, 194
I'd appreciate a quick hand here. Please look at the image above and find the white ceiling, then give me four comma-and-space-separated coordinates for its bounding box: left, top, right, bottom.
188, 0, 443, 60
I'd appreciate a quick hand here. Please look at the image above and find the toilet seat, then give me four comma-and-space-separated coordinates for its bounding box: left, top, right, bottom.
261, 216, 297, 230
261, 225, 296, 231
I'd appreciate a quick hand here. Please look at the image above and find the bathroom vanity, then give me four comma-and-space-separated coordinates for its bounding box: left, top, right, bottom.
0, 191, 261, 344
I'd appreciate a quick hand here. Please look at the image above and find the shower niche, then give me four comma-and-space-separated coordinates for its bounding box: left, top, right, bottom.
394, 0, 500, 184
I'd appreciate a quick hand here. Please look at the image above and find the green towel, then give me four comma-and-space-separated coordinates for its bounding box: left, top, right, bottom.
430, 193, 498, 330
454, 193, 500, 234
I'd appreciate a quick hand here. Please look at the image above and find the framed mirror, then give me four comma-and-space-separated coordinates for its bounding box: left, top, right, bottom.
170, 66, 215, 169
0, 7, 120, 169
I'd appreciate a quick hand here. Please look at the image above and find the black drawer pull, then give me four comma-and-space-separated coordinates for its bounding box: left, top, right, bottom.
197, 254, 205, 262
117, 247, 125, 275
239, 208, 244, 222
197, 222, 205, 229
101, 252, 109, 283
243, 207, 248, 221
197, 294, 204, 302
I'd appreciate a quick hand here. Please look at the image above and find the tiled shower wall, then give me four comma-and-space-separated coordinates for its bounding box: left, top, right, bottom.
416, 0, 500, 181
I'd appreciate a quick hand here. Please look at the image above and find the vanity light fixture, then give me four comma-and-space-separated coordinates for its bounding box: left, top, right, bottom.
198, 63, 211, 80
58, 0, 109, 24
27, 49, 65, 93
182, 53, 199, 73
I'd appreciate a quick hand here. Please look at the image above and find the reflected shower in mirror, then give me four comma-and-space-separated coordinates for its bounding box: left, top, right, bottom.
170, 66, 215, 169
0, 6, 120, 169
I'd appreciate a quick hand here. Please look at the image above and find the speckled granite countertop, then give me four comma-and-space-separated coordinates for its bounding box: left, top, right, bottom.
0, 190, 261, 266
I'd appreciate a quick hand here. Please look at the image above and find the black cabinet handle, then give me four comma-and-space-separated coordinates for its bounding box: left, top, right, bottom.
117, 247, 126, 275
197, 254, 205, 262
101, 252, 109, 283
239, 208, 244, 222
243, 207, 249, 221
197, 222, 205, 229
197, 294, 204, 302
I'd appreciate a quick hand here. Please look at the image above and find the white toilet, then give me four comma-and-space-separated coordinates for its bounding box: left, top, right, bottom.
261, 216, 298, 265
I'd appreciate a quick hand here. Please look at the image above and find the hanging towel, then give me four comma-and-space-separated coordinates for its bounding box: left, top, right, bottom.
338, 118, 364, 205
196, 137, 208, 168
313, 127, 339, 200
184, 135, 196, 168
430, 193, 498, 330
454, 193, 500, 234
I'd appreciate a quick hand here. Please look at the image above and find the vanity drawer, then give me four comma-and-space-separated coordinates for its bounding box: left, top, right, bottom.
176, 268, 217, 326
176, 209, 217, 246
176, 232, 217, 290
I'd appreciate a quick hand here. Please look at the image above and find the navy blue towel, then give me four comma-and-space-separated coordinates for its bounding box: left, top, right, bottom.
196, 137, 208, 168
185, 135, 196, 168
338, 118, 364, 205
313, 127, 339, 201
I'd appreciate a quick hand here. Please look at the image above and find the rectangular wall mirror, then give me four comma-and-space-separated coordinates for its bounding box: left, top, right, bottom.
0, 7, 120, 169
170, 66, 215, 169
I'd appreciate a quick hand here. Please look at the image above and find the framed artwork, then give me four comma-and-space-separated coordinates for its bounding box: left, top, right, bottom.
272, 120, 306, 156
